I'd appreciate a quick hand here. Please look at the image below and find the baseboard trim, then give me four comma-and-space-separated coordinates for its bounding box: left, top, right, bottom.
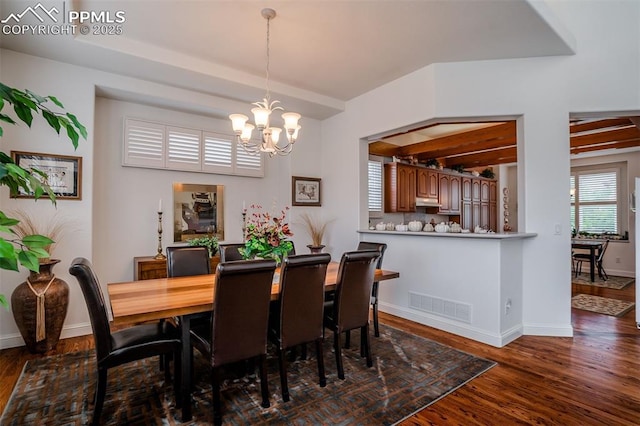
0, 322, 92, 350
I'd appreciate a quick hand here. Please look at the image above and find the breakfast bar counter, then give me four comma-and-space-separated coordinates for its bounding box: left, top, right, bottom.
357, 229, 537, 348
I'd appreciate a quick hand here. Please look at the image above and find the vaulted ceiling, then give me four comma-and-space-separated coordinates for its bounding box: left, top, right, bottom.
368, 117, 640, 169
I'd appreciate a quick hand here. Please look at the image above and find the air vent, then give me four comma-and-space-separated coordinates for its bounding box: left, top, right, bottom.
408, 291, 471, 323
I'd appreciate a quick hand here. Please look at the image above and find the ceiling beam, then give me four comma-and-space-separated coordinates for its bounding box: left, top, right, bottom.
368, 141, 402, 157
570, 118, 633, 134
395, 121, 516, 156
571, 138, 640, 154
414, 136, 516, 160
444, 147, 517, 168
570, 126, 640, 147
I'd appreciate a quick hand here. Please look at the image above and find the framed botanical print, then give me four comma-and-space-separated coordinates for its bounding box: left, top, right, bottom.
11, 151, 82, 200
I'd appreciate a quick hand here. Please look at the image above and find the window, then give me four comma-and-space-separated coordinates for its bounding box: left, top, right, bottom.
571, 165, 624, 234
368, 158, 383, 217
123, 118, 263, 177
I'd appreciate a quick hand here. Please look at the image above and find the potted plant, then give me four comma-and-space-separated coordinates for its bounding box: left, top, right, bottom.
187, 234, 218, 257
0, 82, 86, 310
300, 213, 328, 253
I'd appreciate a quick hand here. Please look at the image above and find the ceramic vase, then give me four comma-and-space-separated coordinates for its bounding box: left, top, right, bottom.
11, 259, 69, 354
307, 244, 325, 254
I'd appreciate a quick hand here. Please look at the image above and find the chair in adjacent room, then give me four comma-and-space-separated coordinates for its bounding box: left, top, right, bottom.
189, 259, 277, 425
574, 239, 610, 280
269, 253, 331, 402
323, 250, 380, 380
69, 257, 181, 426
218, 243, 245, 262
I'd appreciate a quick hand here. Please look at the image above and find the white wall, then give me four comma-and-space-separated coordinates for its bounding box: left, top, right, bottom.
321, 0, 640, 338
0, 50, 324, 348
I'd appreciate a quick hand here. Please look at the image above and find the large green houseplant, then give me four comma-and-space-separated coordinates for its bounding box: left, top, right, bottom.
0, 82, 86, 309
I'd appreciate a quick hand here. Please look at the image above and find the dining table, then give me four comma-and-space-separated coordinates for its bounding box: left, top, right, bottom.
107, 261, 400, 421
571, 239, 604, 282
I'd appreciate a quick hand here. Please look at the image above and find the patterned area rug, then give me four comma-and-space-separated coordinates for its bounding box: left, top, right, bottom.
572, 273, 635, 290
0, 324, 495, 425
572, 294, 635, 317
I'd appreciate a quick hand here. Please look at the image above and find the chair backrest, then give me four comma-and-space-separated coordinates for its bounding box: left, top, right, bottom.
211, 259, 277, 366
357, 241, 387, 269
597, 239, 610, 262
166, 246, 210, 277
69, 257, 113, 360
218, 243, 245, 262
278, 253, 331, 348
332, 250, 381, 332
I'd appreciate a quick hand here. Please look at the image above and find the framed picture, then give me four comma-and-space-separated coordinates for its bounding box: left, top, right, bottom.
173, 183, 225, 242
11, 151, 82, 200
292, 176, 321, 206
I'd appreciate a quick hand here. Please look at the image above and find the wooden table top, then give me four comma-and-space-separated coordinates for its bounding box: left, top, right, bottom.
107, 262, 399, 325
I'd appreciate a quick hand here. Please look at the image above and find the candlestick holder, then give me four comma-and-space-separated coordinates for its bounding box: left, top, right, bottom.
154, 211, 166, 260
242, 209, 247, 242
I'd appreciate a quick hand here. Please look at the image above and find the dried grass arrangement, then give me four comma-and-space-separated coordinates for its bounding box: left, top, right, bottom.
300, 213, 328, 247
11, 209, 68, 258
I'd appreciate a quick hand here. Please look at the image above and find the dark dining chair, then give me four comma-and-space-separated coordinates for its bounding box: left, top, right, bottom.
574, 239, 609, 280
356, 241, 387, 337
269, 253, 331, 401
323, 250, 380, 380
69, 257, 181, 426
189, 259, 277, 425
218, 243, 245, 262
167, 245, 211, 277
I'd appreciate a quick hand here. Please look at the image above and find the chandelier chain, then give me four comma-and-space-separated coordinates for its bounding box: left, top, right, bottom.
265, 15, 271, 101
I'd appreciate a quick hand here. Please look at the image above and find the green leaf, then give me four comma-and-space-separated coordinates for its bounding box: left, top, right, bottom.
25, 90, 46, 104
17, 250, 39, 272
13, 103, 33, 127
0, 113, 16, 125
0, 237, 17, 260
0, 294, 8, 310
22, 234, 54, 248
28, 247, 50, 258
12, 91, 37, 110
47, 95, 64, 108
65, 125, 79, 149
66, 113, 87, 139
0, 256, 18, 272
42, 110, 61, 134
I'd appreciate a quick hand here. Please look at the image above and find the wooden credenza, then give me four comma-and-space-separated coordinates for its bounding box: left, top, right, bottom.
133, 255, 221, 281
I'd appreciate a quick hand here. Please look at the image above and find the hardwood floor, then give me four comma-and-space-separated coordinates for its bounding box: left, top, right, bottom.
1, 280, 639, 424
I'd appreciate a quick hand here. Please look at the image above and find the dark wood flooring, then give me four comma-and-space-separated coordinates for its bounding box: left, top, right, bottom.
1, 279, 639, 424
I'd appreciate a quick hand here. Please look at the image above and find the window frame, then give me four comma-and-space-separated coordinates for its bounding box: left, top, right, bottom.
368, 155, 384, 219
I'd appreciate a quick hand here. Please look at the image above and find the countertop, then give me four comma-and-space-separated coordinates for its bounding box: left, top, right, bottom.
358, 229, 537, 240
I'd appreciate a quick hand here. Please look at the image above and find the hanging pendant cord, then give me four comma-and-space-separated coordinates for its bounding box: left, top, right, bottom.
265, 16, 271, 101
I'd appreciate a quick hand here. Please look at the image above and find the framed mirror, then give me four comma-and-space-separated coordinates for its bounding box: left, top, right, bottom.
173, 183, 224, 242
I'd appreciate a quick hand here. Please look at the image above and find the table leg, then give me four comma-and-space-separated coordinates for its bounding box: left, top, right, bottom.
180, 315, 192, 421
590, 247, 596, 282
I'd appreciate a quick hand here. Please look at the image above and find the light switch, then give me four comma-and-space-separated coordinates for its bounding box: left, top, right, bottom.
554, 224, 562, 235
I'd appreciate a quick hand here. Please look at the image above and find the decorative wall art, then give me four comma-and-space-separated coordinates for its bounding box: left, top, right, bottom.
172, 183, 224, 242
11, 151, 82, 200
292, 176, 321, 206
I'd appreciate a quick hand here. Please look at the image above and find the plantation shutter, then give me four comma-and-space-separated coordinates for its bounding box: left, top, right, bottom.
123, 119, 165, 168
235, 143, 264, 177
203, 132, 233, 174
368, 159, 383, 214
167, 126, 201, 171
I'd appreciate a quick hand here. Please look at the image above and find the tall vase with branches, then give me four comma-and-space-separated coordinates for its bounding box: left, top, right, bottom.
0, 82, 86, 309
300, 213, 328, 253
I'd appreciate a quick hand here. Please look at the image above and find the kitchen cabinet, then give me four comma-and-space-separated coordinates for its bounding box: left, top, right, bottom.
417, 168, 439, 199
461, 176, 496, 230
384, 162, 416, 212
438, 173, 460, 214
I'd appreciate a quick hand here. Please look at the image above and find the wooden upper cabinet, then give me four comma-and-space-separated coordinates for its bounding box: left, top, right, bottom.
417, 168, 439, 199
449, 175, 461, 214
472, 179, 481, 202
384, 162, 416, 212
438, 173, 461, 215
481, 180, 491, 203
461, 177, 472, 202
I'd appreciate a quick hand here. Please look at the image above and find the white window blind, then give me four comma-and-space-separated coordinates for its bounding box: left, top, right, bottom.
571, 169, 619, 234
123, 120, 165, 168
123, 118, 263, 177
167, 126, 201, 171
368, 160, 383, 214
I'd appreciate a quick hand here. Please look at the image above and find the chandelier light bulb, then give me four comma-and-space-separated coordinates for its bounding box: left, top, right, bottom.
241, 123, 255, 142
282, 112, 301, 131
229, 114, 249, 133
251, 107, 271, 129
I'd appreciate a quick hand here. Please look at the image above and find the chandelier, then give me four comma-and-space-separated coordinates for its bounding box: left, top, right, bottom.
229, 8, 301, 157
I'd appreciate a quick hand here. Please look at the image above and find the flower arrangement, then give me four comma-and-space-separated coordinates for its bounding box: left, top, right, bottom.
300, 213, 328, 248
240, 204, 293, 264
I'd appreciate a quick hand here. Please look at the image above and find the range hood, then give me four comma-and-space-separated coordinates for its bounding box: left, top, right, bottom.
415, 197, 441, 207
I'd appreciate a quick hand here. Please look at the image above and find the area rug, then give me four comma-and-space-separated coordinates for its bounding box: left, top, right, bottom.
572, 273, 634, 290
0, 324, 495, 425
572, 294, 635, 317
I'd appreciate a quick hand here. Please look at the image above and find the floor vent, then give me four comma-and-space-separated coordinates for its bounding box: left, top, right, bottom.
409, 292, 472, 323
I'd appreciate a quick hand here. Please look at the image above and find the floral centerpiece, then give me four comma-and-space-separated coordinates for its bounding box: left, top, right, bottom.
240, 204, 293, 264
